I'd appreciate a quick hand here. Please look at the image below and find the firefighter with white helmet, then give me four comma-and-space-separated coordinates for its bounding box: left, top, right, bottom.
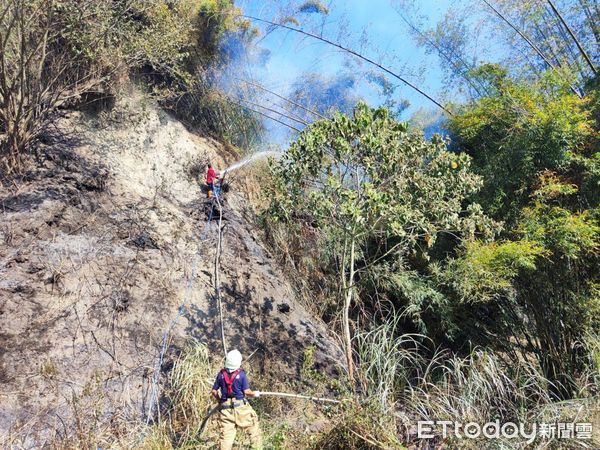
211, 349, 262, 449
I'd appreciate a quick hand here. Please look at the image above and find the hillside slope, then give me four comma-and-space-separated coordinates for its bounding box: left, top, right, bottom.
0, 90, 343, 444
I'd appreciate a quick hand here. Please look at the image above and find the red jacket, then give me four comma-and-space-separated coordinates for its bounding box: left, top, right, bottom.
206, 167, 216, 184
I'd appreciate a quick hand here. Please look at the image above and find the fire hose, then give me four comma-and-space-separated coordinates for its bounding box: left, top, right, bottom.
198, 391, 341, 436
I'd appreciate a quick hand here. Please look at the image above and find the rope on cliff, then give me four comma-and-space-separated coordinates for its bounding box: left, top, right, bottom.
213, 174, 227, 356
197, 170, 344, 438
148, 170, 230, 425
147, 169, 342, 440
146, 193, 218, 424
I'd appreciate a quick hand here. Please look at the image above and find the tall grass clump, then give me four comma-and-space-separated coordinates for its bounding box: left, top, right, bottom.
167, 340, 214, 430
130, 340, 218, 449
401, 349, 600, 448
308, 316, 422, 449
347, 310, 600, 448
355, 313, 426, 410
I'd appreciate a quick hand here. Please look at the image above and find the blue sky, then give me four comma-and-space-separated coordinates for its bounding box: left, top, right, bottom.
231, 0, 468, 144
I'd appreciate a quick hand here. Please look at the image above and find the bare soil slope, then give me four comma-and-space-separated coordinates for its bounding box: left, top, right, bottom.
0, 90, 342, 443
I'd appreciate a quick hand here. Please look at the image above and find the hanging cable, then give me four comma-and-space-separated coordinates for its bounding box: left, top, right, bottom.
145, 195, 218, 423
213, 179, 228, 356
198, 390, 342, 436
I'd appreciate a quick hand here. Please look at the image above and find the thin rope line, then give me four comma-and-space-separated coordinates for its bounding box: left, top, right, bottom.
213, 185, 227, 356
145, 193, 217, 423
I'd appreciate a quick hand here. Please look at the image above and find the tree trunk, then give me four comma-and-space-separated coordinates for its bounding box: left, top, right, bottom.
3, 120, 22, 174
342, 236, 356, 384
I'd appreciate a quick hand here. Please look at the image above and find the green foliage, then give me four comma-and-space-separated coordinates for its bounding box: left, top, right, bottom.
298, 1, 330, 15
136, 0, 264, 145
466, 63, 510, 94
522, 205, 598, 260
192, 0, 249, 63
449, 65, 597, 224
301, 345, 327, 383
358, 263, 464, 344
267, 101, 494, 253
51, 0, 213, 85
437, 73, 600, 396
122, 1, 197, 71
265, 101, 496, 381
263, 72, 600, 402
444, 239, 547, 303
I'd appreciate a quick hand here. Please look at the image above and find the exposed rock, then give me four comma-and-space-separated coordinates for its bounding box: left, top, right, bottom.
0, 91, 343, 443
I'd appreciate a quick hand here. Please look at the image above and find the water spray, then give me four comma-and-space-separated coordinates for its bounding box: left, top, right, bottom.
222, 150, 281, 176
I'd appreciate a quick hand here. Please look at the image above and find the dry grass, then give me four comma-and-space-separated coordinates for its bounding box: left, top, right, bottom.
110, 340, 346, 449
357, 326, 600, 448
6, 333, 599, 449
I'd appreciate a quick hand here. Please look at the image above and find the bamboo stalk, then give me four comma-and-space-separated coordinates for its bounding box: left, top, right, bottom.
481, 0, 556, 70
232, 100, 302, 132
238, 78, 326, 119
396, 12, 487, 98
480, 0, 583, 97
241, 14, 453, 116
546, 0, 597, 74
237, 97, 309, 125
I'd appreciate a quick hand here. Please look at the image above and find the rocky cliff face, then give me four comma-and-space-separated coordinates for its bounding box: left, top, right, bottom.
0, 90, 342, 444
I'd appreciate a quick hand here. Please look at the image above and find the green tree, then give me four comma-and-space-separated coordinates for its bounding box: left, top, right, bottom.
437, 173, 599, 397
448, 65, 596, 224
443, 69, 600, 397
265, 102, 494, 382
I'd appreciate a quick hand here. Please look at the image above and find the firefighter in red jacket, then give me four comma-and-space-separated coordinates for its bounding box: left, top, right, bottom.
206, 164, 217, 198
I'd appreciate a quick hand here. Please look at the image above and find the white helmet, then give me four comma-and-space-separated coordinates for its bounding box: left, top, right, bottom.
225, 349, 242, 371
